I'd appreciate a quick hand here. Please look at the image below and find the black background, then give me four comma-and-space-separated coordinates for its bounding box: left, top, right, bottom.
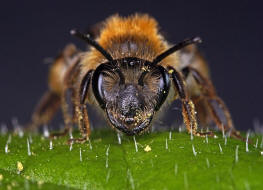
0, 1, 262, 131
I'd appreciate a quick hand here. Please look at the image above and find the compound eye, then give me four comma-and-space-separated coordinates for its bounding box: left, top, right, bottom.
97, 72, 105, 102
92, 64, 108, 109
92, 63, 125, 109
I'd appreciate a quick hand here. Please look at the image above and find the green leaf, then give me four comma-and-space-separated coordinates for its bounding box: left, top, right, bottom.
0, 130, 262, 190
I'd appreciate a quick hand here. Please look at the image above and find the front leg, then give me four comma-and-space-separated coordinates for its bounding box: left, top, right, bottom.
68, 70, 94, 144
168, 66, 213, 137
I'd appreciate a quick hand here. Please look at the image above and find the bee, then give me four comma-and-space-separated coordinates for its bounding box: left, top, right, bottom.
28, 14, 242, 143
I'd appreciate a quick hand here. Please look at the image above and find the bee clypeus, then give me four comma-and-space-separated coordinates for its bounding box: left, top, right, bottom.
28, 14, 242, 143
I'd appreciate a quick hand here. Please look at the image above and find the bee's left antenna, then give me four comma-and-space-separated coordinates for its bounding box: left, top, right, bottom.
70, 29, 114, 62
152, 37, 202, 66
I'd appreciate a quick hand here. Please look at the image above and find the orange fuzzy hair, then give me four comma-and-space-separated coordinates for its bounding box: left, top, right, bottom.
81, 14, 179, 72
99, 14, 165, 52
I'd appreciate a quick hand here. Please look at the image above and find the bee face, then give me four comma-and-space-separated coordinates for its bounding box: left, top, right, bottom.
92, 57, 170, 135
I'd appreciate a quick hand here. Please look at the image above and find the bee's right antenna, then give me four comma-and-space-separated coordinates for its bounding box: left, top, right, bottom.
70, 29, 114, 62
151, 37, 202, 66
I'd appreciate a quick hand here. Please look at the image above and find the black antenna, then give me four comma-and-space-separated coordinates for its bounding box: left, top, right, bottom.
70, 29, 114, 62
152, 37, 202, 65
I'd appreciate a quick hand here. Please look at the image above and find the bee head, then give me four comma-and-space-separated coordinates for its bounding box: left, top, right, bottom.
71, 29, 201, 135
92, 57, 170, 135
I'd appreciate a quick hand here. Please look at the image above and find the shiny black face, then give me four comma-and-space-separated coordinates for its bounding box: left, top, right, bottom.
92, 57, 170, 135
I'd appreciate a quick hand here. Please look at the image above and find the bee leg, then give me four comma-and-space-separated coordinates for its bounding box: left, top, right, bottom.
67, 70, 94, 144
67, 105, 90, 144
184, 67, 244, 140
50, 59, 81, 139
168, 66, 213, 137
48, 89, 74, 139
191, 96, 213, 130
27, 91, 61, 131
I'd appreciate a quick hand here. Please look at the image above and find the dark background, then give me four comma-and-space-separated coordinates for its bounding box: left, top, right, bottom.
0, 1, 262, 131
